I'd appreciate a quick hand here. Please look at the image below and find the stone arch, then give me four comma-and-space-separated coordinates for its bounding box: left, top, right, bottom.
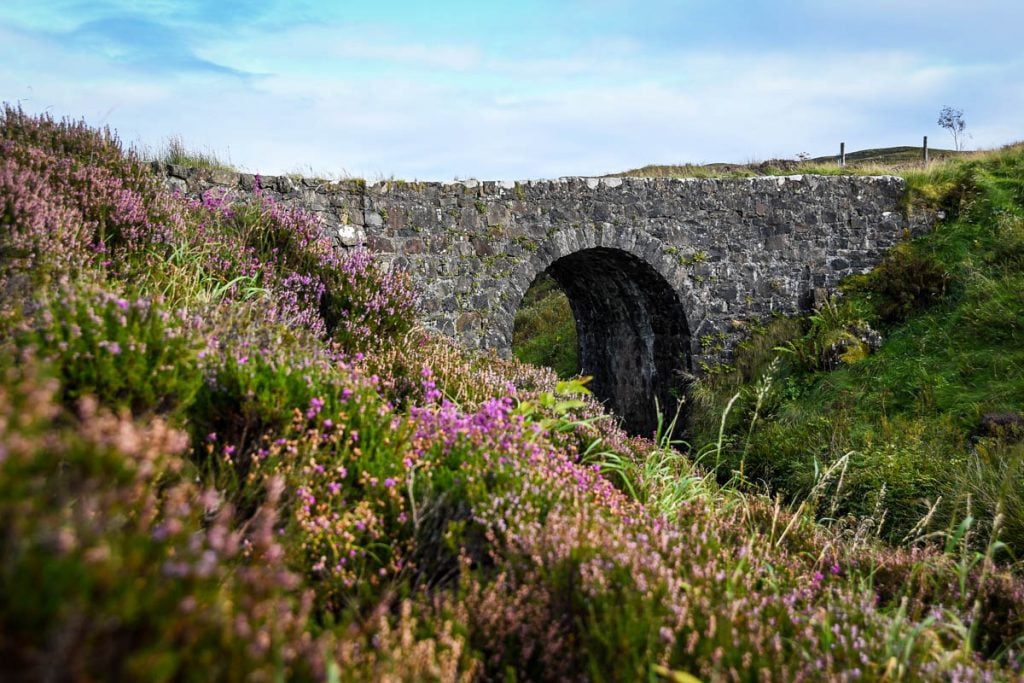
502, 227, 701, 437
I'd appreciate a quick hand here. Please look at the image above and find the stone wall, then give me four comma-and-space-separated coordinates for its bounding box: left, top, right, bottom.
159, 163, 924, 433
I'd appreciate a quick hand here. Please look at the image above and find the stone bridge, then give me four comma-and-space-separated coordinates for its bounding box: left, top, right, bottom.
162, 165, 923, 434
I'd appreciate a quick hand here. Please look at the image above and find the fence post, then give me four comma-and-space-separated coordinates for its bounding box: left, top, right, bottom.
923, 135, 929, 164
839, 142, 846, 167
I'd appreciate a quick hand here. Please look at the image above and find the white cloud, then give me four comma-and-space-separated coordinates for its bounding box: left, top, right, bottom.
3, 7, 1021, 180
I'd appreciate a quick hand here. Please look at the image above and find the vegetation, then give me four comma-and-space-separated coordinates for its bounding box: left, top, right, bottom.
938, 107, 969, 152
614, 144, 972, 179
512, 273, 579, 378
2, 105, 1023, 681
689, 142, 1024, 556
151, 134, 238, 172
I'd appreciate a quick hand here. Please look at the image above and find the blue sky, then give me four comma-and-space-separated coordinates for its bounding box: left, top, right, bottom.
2, 1, 1021, 180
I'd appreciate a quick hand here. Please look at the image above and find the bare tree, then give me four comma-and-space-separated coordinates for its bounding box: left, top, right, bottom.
937, 106, 967, 151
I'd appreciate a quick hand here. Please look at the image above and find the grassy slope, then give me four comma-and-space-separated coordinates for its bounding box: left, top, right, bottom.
689, 144, 1024, 547
613, 144, 971, 178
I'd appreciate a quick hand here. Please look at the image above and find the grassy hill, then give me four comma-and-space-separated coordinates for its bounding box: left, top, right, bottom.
613, 144, 971, 178
687, 142, 1024, 546
2, 106, 1023, 680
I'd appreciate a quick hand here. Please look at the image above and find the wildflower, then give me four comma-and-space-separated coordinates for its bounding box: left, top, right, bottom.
306, 396, 325, 419
99, 340, 121, 355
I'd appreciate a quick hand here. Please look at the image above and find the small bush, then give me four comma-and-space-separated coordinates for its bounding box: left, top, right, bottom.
186, 304, 354, 462
22, 284, 201, 419
193, 188, 417, 349
1, 104, 183, 267
320, 248, 417, 351
850, 244, 949, 324
0, 361, 322, 681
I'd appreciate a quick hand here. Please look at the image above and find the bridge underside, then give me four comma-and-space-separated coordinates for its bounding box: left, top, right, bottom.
545, 247, 691, 437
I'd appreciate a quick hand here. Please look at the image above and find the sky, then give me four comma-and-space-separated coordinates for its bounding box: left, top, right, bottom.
1, 1, 1022, 180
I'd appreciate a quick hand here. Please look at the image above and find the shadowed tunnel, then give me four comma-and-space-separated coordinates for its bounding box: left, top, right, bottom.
542, 247, 692, 437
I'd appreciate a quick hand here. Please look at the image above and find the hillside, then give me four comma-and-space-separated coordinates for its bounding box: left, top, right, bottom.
687, 142, 1024, 547
2, 106, 1023, 681
613, 144, 970, 178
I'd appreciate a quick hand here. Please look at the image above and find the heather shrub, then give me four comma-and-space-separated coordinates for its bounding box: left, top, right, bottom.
0, 105, 183, 268
330, 599, 480, 681
363, 332, 641, 474
4, 107, 1024, 681
169, 188, 416, 348
198, 184, 417, 349
251, 386, 413, 610
186, 305, 364, 471
320, 247, 417, 351
0, 362, 323, 681
364, 330, 559, 410
21, 284, 201, 419
217, 185, 335, 276
854, 523, 1024, 666
186, 187, 333, 334
0, 149, 90, 284
463, 492, 995, 682
1, 104, 130, 177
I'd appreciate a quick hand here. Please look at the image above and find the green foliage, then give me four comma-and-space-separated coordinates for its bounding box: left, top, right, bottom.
156, 134, 236, 172
584, 403, 712, 517
847, 244, 949, 324
688, 316, 804, 438
513, 377, 591, 429
688, 142, 1024, 553
512, 273, 579, 378
22, 284, 201, 419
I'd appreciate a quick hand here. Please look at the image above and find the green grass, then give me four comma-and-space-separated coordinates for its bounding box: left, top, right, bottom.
151, 134, 238, 172
687, 142, 1024, 551
512, 273, 580, 379
612, 144, 977, 179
